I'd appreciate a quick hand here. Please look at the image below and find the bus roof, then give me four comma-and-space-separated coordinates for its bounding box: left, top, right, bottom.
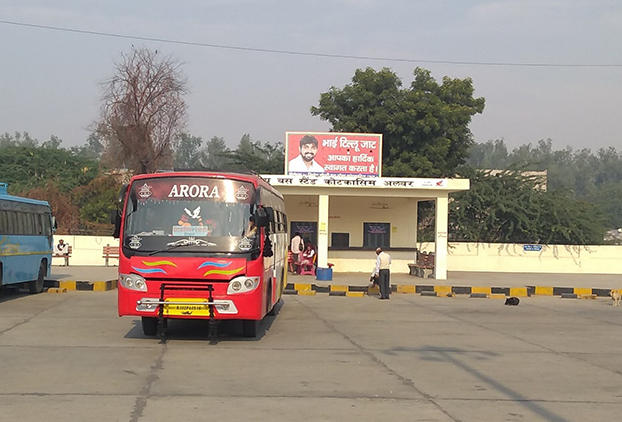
0, 182, 52, 208
129, 171, 283, 200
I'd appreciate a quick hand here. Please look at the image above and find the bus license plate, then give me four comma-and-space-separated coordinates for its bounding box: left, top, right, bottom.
164, 298, 214, 317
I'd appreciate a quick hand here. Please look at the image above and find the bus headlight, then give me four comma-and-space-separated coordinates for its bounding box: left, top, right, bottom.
119, 273, 148, 291
227, 276, 259, 294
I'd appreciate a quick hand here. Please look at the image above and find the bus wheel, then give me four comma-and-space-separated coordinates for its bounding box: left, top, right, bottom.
242, 320, 258, 338
268, 298, 281, 316
141, 317, 158, 336
29, 262, 46, 294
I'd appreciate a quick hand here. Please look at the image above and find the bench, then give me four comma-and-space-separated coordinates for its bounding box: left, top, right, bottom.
408, 251, 435, 278
102, 244, 120, 266
52, 245, 72, 266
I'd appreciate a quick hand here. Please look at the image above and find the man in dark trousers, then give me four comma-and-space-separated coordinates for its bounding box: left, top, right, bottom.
373, 247, 392, 299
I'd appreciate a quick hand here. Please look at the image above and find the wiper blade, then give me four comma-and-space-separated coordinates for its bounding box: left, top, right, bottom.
148, 238, 216, 255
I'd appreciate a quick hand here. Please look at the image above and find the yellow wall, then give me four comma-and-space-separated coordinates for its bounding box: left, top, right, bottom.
284, 196, 418, 247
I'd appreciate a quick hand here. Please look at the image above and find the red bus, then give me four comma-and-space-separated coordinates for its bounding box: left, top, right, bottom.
113, 172, 288, 337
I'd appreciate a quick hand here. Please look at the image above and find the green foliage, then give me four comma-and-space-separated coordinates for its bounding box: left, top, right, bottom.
449, 168, 607, 245
467, 138, 622, 230
72, 175, 122, 224
221, 135, 284, 174
203, 136, 230, 170
173, 133, 205, 169
0, 145, 98, 194
70, 132, 105, 159
0, 131, 38, 148
311, 67, 485, 177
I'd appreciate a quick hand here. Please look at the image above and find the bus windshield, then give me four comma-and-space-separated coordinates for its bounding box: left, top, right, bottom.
123, 177, 258, 255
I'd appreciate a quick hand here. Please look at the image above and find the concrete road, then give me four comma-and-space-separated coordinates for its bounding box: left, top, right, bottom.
1, 288, 621, 422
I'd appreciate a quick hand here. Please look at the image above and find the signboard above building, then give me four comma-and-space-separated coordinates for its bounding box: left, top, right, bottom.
285, 132, 382, 177
262, 175, 448, 189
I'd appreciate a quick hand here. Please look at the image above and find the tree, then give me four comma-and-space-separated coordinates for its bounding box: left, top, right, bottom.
41, 135, 63, 149
0, 132, 38, 148
466, 139, 510, 169
202, 136, 230, 170
0, 145, 98, 194
311, 67, 485, 177
449, 168, 606, 245
97, 46, 188, 174
466, 139, 622, 229
221, 135, 284, 174
72, 175, 121, 225
173, 133, 205, 169
70, 132, 105, 159
23, 181, 81, 235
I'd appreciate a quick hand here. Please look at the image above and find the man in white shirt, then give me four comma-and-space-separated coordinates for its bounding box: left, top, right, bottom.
290, 232, 304, 272
288, 135, 325, 173
373, 247, 392, 299
54, 239, 70, 266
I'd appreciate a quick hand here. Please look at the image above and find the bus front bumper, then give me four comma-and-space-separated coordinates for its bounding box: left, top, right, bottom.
136, 298, 239, 315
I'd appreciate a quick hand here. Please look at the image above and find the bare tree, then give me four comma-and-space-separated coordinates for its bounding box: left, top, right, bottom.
97, 47, 188, 174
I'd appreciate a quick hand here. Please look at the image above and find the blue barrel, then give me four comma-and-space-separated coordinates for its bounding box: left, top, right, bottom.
316, 267, 333, 281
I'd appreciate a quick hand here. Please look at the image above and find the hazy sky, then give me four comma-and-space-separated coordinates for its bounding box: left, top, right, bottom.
1, 1, 621, 152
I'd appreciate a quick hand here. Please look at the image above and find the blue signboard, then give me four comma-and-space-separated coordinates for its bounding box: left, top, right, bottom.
524, 244, 543, 252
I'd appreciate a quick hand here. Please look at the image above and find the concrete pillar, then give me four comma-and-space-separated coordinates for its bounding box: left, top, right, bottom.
413, 199, 419, 245
434, 193, 449, 280
317, 194, 329, 268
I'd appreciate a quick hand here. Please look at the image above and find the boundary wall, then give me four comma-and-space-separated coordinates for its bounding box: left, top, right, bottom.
52, 236, 622, 275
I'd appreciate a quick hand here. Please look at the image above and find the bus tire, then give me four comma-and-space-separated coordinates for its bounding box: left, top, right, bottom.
268, 298, 281, 316
266, 281, 275, 316
242, 319, 258, 337
29, 261, 46, 294
141, 317, 158, 336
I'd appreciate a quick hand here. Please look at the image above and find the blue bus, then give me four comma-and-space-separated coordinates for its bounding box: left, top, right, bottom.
0, 183, 55, 293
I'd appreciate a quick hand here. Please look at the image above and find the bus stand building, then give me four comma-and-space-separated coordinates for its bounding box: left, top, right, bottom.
261, 132, 471, 280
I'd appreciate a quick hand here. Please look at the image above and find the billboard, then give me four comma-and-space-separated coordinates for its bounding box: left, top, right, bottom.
285, 132, 382, 177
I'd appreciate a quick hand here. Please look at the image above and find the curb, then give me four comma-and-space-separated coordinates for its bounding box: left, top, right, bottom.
44, 279, 118, 292
284, 283, 615, 299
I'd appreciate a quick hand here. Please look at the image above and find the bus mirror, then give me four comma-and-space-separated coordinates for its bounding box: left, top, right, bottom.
52, 217, 58, 232
117, 184, 128, 204
111, 210, 121, 239
264, 207, 275, 223
110, 209, 118, 225
254, 208, 269, 227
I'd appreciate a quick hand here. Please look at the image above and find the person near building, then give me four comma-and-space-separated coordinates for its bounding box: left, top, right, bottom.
299, 243, 316, 272
373, 247, 392, 299
54, 239, 70, 266
289, 232, 304, 273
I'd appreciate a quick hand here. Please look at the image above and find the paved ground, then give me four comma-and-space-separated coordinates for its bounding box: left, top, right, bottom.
49, 265, 622, 289
1, 288, 622, 422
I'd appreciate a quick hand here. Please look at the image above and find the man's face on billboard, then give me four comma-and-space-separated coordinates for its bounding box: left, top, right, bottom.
300, 143, 318, 162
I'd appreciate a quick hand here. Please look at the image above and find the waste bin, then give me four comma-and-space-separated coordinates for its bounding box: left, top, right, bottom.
315, 267, 333, 281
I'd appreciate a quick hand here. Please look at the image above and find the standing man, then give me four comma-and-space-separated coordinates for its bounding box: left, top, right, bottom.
288, 135, 325, 173
373, 247, 391, 299
290, 232, 304, 273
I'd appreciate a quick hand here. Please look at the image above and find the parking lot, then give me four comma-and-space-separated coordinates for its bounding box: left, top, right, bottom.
1, 287, 621, 422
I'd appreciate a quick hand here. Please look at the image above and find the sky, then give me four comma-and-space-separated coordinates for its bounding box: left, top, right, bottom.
1, 0, 622, 153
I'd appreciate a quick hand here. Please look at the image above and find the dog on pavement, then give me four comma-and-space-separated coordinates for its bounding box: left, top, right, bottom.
504, 297, 520, 306
610, 289, 621, 307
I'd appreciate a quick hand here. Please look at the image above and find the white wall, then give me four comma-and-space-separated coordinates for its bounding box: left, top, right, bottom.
55, 236, 622, 276
53, 235, 119, 266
